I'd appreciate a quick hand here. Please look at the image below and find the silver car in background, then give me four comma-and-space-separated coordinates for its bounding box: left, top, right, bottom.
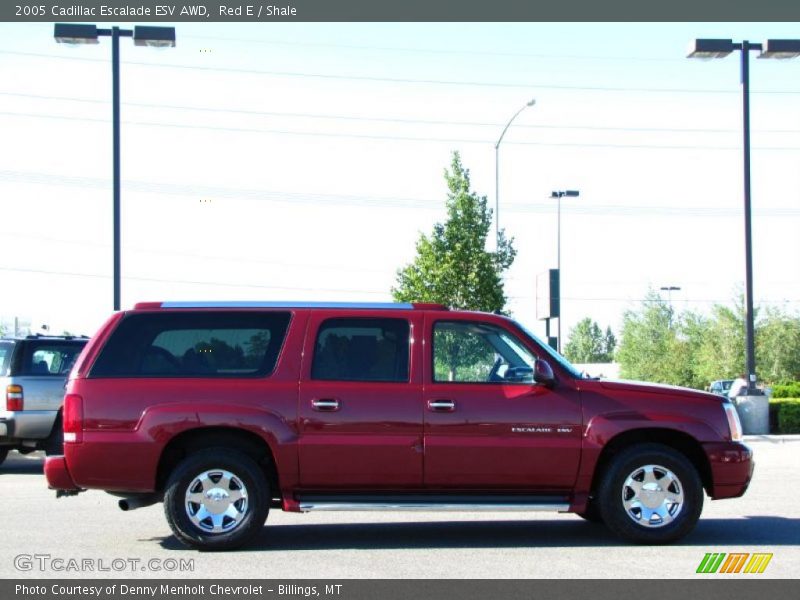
0, 335, 88, 466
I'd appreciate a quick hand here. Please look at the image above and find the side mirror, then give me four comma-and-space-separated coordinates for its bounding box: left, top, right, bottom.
533, 359, 555, 387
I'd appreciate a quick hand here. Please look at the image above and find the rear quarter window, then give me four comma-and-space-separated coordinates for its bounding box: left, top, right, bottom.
0, 341, 14, 376
89, 312, 291, 378
20, 341, 87, 376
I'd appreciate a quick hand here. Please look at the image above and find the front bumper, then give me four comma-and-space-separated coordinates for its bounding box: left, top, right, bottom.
703, 441, 754, 499
44, 456, 82, 491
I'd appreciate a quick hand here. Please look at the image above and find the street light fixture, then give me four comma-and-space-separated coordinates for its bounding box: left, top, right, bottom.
54, 23, 176, 312
494, 99, 536, 250
688, 37, 800, 394
550, 189, 580, 353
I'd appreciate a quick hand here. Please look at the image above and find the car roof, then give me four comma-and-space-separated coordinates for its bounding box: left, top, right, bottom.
133, 301, 449, 310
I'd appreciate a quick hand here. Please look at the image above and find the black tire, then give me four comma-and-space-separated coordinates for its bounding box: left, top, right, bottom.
0, 447, 8, 466
576, 499, 603, 524
163, 448, 269, 550
597, 443, 703, 544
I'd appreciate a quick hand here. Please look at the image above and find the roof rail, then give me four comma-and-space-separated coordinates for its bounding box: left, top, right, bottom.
134, 301, 449, 310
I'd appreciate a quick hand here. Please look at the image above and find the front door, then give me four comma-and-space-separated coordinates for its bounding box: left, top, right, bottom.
423, 315, 582, 490
298, 311, 424, 489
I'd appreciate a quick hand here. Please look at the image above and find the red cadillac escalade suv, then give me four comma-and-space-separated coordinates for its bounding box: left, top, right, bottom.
45, 301, 753, 550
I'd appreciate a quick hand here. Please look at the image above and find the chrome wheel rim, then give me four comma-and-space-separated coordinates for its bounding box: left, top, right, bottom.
621, 464, 684, 528
185, 469, 249, 533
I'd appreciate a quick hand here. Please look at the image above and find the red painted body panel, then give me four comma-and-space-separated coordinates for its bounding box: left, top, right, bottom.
703, 442, 754, 498
297, 310, 424, 489
422, 312, 582, 489
44, 455, 79, 491
46, 304, 753, 509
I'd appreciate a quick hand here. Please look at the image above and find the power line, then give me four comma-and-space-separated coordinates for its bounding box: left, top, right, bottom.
0, 265, 390, 296
5, 110, 800, 152
2, 170, 799, 217
2, 265, 795, 306
180, 34, 686, 63
3, 49, 800, 95
510, 294, 800, 305
0, 230, 392, 275
3, 90, 800, 135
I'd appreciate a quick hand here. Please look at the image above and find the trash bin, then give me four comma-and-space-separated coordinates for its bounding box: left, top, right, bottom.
734, 394, 769, 435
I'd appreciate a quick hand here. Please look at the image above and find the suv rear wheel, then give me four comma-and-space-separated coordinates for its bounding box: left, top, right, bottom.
163, 448, 269, 550
597, 443, 703, 544
0, 447, 8, 467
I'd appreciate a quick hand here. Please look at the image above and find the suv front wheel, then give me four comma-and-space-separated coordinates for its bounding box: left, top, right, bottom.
163, 448, 269, 550
597, 443, 703, 544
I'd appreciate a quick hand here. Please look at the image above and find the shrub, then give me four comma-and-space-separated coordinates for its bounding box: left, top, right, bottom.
771, 382, 800, 398
769, 398, 800, 434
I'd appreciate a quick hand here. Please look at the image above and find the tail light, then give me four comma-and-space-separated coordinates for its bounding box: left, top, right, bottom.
6, 385, 23, 411
63, 394, 84, 443
724, 402, 743, 442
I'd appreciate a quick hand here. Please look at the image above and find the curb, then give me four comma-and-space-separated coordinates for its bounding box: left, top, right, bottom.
743, 434, 800, 443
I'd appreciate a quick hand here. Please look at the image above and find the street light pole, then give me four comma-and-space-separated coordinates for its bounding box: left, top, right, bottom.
688, 37, 800, 394
740, 42, 757, 397
659, 286, 681, 308
494, 99, 535, 250
550, 190, 579, 353
55, 23, 176, 312
111, 26, 122, 311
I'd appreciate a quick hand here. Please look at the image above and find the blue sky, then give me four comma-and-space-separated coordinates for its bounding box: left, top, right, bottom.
1, 21, 799, 340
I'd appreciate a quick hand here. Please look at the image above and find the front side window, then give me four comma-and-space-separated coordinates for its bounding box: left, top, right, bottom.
22, 342, 86, 376
90, 312, 290, 378
433, 321, 536, 384
311, 318, 410, 382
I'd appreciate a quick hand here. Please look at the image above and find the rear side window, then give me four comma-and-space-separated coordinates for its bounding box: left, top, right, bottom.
21, 341, 86, 377
90, 312, 291, 378
0, 341, 14, 376
311, 318, 409, 382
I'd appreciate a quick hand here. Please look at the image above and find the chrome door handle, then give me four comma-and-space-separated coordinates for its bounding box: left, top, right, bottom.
311, 398, 340, 411
427, 399, 455, 412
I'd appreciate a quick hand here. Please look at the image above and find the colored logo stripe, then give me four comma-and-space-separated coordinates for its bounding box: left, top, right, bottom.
696, 552, 773, 574
697, 553, 726, 573
720, 553, 749, 573
744, 554, 773, 574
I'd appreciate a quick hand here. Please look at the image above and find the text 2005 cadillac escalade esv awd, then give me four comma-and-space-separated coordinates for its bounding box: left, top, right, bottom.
45, 301, 753, 550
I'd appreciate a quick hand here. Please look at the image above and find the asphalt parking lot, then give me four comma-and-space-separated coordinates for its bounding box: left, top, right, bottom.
1, 437, 797, 579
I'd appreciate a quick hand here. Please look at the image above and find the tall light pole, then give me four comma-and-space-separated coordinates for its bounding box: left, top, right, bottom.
660, 285, 682, 324
55, 24, 176, 312
494, 99, 536, 250
550, 190, 579, 353
688, 38, 800, 394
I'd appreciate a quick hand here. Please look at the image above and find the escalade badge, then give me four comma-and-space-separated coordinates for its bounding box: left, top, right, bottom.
512, 426, 573, 434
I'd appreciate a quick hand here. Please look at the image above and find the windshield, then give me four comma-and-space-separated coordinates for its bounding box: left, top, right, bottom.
508, 319, 585, 379
0, 341, 14, 377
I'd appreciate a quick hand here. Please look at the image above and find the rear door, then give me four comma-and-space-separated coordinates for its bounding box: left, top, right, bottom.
297, 310, 424, 489
422, 314, 582, 490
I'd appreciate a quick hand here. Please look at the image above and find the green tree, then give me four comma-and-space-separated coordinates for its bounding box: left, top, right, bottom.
392, 152, 516, 312
757, 307, 800, 384
563, 318, 616, 363
694, 297, 749, 385
616, 290, 694, 386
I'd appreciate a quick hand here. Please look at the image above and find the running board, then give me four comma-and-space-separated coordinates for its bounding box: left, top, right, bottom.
296, 494, 570, 513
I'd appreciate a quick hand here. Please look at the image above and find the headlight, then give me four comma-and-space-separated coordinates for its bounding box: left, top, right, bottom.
724, 402, 743, 441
